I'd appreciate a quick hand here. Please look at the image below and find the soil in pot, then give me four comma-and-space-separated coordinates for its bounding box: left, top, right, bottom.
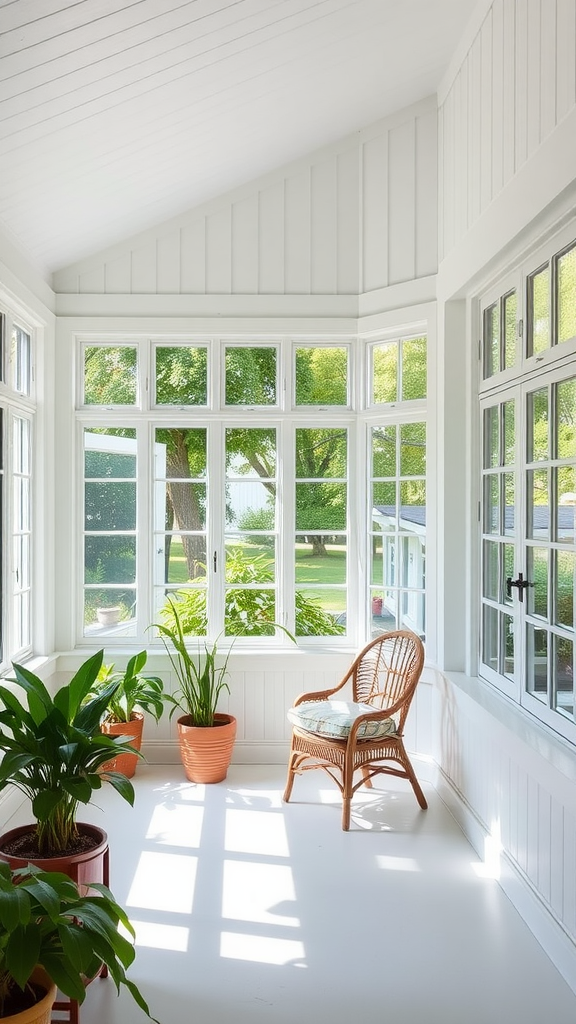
2, 967, 56, 1024
0, 824, 109, 892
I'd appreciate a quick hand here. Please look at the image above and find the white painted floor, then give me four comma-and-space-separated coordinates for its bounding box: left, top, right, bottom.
48, 765, 576, 1023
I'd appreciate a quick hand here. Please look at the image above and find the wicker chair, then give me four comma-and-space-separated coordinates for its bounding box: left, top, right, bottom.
283, 630, 427, 830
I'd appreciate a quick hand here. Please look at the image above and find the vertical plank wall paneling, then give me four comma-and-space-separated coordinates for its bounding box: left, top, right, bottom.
53, 102, 437, 295
439, 0, 576, 260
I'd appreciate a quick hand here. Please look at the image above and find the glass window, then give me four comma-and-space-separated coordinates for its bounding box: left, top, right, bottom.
371, 336, 426, 404
84, 346, 138, 405
294, 346, 348, 405
225, 346, 277, 405
154, 346, 208, 405
11, 325, 31, 396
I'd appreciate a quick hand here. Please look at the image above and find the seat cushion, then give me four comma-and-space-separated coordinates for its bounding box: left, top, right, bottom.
287, 699, 397, 740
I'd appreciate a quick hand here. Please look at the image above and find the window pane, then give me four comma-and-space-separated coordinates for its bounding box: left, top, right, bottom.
528, 388, 548, 462
156, 590, 207, 637
503, 613, 515, 679
226, 428, 276, 476
373, 342, 397, 403
84, 346, 137, 404
373, 482, 397, 512
295, 483, 347, 531
504, 544, 514, 605
484, 406, 499, 468
504, 474, 515, 535
372, 426, 396, 477
503, 400, 515, 465
85, 482, 136, 531
527, 469, 549, 540
556, 550, 575, 629
226, 540, 275, 583
225, 589, 276, 636
296, 428, 346, 479
85, 429, 137, 479
526, 625, 548, 701
401, 337, 426, 400
295, 535, 346, 585
557, 245, 576, 345
483, 540, 499, 600
529, 266, 550, 355
482, 604, 498, 672
160, 535, 207, 584
484, 474, 499, 534
503, 292, 517, 369
11, 326, 31, 395
84, 588, 136, 637
557, 468, 575, 542
557, 379, 576, 460
295, 347, 348, 405
84, 535, 136, 584
484, 302, 499, 378
400, 422, 426, 476
155, 346, 207, 405
527, 547, 548, 618
295, 589, 346, 636
225, 347, 276, 405
554, 636, 574, 719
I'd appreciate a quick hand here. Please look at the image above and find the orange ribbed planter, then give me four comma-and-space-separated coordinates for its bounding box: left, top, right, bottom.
101, 712, 144, 778
3, 967, 57, 1024
176, 713, 237, 783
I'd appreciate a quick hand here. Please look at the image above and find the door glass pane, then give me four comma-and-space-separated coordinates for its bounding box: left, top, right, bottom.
529, 266, 550, 355
554, 636, 574, 719
526, 625, 548, 702
225, 347, 276, 405
155, 346, 208, 405
503, 613, 514, 679
504, 544, 514, 605
484, 303, 499, 378
482, 605, 498, 671
484, 475, 499, 534
483, 541, 499, 600
527, 547, 548, 618
484, 406, 499, 468
557, 467, 576, 542
527, 469, 549, 539
503, 400, 515, 464
557, 379, 576, 459
528, 388, 548, 462
556, 550, 575, 629
295, 347, 348, 405
557, 245, 576, 345
503, 292, 517, 369
504, 474, 514, 535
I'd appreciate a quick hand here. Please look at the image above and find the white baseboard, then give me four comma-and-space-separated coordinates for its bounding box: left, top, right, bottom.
436, 769, 576, 997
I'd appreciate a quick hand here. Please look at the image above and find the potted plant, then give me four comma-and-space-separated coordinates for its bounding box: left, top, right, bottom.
87, 652, 164, 778
155, 599, 237, 784
0, 650, 140, 873
0, 861, 159, 1023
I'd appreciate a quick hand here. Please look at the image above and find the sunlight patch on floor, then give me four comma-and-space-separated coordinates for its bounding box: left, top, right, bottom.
220, 931, 306, 966
223, 860, 299, 926
145, 801, 204, 847
126, 851, 198, 913
225, 808, 290, 856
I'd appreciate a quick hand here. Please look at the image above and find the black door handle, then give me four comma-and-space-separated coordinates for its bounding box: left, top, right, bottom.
506, 572, 534, 602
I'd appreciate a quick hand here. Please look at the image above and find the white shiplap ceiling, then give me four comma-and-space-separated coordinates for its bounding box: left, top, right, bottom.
0, 0, 478, 279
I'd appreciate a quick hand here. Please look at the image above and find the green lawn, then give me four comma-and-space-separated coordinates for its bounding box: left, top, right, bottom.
167, 539, 347, 610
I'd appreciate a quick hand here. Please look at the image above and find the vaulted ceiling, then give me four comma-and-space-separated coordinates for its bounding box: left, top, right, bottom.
0, 0, 478, 279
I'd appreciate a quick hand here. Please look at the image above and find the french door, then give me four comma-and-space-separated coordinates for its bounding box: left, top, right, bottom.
480, 362, 576, 738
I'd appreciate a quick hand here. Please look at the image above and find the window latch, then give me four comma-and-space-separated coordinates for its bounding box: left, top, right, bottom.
506, 572, 534, 602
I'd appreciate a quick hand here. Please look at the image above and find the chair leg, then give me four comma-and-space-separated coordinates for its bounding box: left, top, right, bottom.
399, 743, 428, 809
360, 766, 373, 789
283, 749, 298, 802
341, 751, 354, 830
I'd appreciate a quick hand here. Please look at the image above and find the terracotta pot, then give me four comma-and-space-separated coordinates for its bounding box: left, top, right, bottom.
177, 713, 237, 783
3, 966, 57, 1024
101, 712, 144, 778
0, 823, 109, 893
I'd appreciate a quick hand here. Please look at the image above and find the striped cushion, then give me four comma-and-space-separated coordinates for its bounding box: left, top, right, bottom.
287, 699, 397, 740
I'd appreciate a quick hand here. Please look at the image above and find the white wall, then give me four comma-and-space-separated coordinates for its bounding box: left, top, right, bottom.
52, 99, 437, 302
435, 0, 576, 993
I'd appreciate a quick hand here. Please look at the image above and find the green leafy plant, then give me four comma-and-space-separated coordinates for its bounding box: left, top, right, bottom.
155, 599, 232, 728
88, 652, 164, 726
0, 651, 139, 856
0, 862, 159, 1021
